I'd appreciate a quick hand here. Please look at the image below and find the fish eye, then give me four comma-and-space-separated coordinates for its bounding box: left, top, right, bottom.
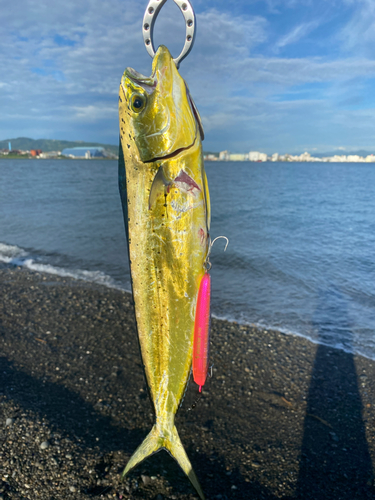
131, 94, 146, 112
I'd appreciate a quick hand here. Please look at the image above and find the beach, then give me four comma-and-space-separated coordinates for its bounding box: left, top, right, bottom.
0, 265, 375, 499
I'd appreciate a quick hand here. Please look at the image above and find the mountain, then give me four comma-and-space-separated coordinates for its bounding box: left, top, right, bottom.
314, 149, 375, 158
0, 137, 119, 156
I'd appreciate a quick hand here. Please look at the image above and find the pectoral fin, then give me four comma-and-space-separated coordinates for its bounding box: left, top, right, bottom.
149, 167, 202, 210
149, 166, 172, 209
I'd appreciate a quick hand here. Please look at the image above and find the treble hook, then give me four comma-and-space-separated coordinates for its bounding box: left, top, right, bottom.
142, 0, 196, 68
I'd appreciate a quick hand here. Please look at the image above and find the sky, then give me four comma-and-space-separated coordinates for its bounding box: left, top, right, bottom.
2, 0, 375, 154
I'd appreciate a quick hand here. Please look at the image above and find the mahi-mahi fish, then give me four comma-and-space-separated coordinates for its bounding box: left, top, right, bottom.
118, 45, 210, 499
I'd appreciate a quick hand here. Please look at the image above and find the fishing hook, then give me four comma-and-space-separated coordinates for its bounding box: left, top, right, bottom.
204, 236, 229, 271
142, 0, 196, 68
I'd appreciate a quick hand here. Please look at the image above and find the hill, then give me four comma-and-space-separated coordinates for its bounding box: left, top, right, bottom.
312, 149, 374, 158
0, 138, 119, 156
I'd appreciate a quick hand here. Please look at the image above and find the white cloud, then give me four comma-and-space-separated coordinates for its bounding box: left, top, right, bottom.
1, 0, 375, 153
338, 0, 375, 54
73, 104, 117, 121
275, 20, 320, 51
196, 9, 268, 56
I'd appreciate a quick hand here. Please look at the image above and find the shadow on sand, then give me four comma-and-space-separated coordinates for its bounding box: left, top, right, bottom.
294, 286, 374, 499
0, 356, 144, 454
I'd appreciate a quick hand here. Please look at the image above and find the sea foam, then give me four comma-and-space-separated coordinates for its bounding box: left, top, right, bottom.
0, 242, 28, 261
0, 241, 125, 291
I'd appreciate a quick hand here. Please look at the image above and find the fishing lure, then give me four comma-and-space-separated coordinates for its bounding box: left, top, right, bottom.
192, 236, 228, 393
193, 271, 211, 392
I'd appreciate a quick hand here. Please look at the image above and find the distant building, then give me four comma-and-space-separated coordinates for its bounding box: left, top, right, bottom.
61, 147, 105, 158
299, 152, 311, 162
204, 154, 218, 161
271, 153, 279, 162
347, 155, 364, 162
249, 151, 268, 162
229, 153, 248, 161
30, 149, 42, 157
39, 151, 61, 159
219, 150, 229, 161
329, 155, 347, 162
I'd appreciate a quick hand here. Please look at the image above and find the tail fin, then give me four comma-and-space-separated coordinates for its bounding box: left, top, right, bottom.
122, 423, 205, 500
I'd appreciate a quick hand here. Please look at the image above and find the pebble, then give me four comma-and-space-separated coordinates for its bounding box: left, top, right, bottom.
330, 432, 339, 442
1, 266, 375, 500
5, 418, 14, 426
141, 475, 151, 485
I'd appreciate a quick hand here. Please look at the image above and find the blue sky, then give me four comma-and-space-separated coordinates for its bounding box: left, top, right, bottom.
2, 0, 375, 154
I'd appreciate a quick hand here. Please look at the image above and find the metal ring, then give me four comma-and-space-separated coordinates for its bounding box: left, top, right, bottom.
142, 0, 196, 68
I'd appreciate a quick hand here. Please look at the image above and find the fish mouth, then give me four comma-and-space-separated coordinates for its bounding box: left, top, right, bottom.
144, 136, 197, 163
124, 67, 157, 95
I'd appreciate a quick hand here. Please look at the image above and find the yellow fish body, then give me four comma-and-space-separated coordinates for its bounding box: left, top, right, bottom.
118, 46, 210, 499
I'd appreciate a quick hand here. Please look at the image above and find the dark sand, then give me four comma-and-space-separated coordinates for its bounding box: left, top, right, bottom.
0, 265, 375, 500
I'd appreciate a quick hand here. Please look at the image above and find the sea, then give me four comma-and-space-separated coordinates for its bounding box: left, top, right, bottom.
1, 159, 374, 361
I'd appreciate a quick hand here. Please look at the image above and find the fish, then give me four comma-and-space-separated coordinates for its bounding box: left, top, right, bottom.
118, 45, 210, 500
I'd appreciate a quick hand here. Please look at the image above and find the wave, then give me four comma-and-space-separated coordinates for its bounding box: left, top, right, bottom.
0, 242, 127, 291
0, 242, 28, 260
1, 243, 374, 363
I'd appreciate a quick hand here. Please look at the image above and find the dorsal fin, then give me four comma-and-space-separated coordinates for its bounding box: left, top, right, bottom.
185, 82, 204, 141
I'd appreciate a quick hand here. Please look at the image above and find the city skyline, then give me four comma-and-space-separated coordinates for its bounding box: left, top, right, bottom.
205, 150, 375, 162
3, 138, 375, 163
3, 136, 375, 162
2, 1, 375, 153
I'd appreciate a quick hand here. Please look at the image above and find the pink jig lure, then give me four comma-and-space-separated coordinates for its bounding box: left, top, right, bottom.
193, 272, 211, 392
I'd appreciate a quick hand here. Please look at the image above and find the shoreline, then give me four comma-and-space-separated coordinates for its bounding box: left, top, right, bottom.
2, 250, 374, 364
1, 265, 375, 499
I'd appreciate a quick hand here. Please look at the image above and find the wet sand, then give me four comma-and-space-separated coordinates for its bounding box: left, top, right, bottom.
0, 265, 375, 499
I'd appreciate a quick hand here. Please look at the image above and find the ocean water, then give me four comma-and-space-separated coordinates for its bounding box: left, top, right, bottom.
0, 159, 374, 360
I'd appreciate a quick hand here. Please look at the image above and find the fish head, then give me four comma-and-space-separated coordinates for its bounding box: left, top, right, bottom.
119, 45, 203, 163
